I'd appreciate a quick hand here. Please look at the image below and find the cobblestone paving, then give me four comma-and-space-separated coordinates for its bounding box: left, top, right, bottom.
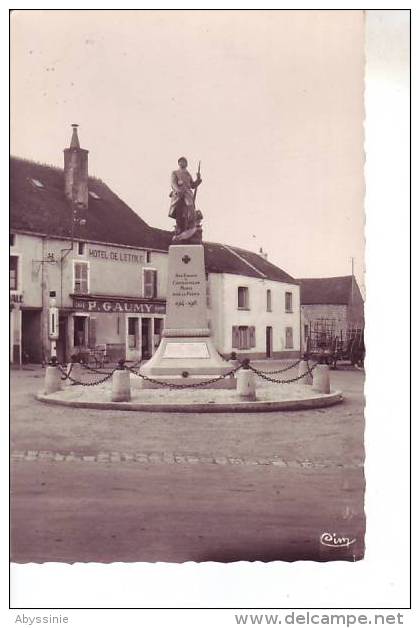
11, 449, 363, 468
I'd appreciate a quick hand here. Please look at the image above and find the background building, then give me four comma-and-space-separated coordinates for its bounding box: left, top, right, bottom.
10, 126, 301, 364
299, 275, 365, 351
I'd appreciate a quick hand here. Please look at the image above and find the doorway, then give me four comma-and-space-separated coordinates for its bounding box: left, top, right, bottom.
126, 316, 140, 362
266, 326, 273, 358
21, 309, 42, 363
57, 316, 68, 364
142, 318, 152, 359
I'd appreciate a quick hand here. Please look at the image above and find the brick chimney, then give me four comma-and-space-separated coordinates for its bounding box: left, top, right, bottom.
63, 124, 89, 209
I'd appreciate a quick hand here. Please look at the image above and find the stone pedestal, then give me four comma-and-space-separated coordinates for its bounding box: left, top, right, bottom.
111, 369, 131, 402
140, 244, 233, 387
298, 359, 313, 385
312, 364, 330, 394
44, 365, 62, 395
237, 369, 257, 401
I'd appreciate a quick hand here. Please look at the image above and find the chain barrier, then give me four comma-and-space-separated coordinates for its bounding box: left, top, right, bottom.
127, 364, 242, 389
79, 362, 114, 375
52, 356, 318, 390
56, 363, 116, 386
60, 362, 73, 381
253, 358, 302, 375
249, 360, 318, 385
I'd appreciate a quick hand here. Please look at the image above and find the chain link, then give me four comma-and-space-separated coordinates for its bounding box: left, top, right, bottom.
60, 362, 73, 381
127, 364, 241, 389
57, 363, 116, 386
253, 358, 302, 375
79, 362, 114, 375
249, 360, 318, 384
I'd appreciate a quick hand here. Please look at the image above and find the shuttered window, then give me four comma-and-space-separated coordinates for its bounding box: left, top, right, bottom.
232, 325, 256, 350
143, 269, 157, 298
285, 326, 294, 349
285, 291, 293, 312
74, 262, 89, 294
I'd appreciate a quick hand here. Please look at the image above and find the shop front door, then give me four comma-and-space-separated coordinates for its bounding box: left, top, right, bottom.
141, 318, 152, 360
126, 316, 140, 362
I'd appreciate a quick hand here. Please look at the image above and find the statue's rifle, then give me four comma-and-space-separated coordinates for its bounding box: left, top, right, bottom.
193, 161, 201, 203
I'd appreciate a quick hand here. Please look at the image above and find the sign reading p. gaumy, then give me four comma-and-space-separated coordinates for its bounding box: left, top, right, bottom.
72, 297, 166, 314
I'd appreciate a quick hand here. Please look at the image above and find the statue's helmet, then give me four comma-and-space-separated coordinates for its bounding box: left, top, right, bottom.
178, 156, 188, 166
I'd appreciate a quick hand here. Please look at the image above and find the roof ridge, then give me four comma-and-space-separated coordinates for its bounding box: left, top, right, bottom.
221, 244, 267, 278
298, 275, 353, 282
10, 155, 107, 184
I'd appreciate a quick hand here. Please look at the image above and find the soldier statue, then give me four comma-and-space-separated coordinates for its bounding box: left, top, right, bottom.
169, 157, 203, 243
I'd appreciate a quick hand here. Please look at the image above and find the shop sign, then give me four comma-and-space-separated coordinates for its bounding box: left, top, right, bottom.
73, 297, 166, 314
10, 293, 23, 305
88, 248, 144, 264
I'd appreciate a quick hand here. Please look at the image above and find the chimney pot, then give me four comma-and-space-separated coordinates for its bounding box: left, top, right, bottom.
64, 124, 89, 209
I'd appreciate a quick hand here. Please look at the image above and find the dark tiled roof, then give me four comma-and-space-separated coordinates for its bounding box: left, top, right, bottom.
204, 242, 299, 284
10, 157, 170, 250
298, 276, 355, 305
10, 156, 298, 284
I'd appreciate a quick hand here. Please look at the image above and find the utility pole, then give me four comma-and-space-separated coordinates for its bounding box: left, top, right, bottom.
350, 257, 355, 329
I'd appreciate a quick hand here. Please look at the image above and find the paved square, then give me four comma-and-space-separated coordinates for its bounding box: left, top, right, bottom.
10, 364, 365, 563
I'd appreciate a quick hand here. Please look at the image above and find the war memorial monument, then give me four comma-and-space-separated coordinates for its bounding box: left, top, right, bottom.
37, 157, 342, 412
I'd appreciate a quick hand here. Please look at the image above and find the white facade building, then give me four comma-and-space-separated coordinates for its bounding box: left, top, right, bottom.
206, 250, 300, 360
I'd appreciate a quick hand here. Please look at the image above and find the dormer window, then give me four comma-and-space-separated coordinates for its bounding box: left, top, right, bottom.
30, 178, 44, 189
89, 191, 100, 199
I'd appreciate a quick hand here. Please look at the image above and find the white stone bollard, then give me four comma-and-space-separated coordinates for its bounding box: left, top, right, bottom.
111, 369, 131, 402
298, 359, 313, 385
44, 365, 62, 395
312, 364, 330, 394
236, 368, 256, 401
65, 362, 83, 386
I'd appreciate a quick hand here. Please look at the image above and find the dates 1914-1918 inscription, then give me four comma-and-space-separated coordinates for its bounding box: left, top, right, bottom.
172, 272, 201, 309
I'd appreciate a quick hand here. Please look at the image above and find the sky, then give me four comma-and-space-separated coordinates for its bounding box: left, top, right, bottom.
11, 9, 365, 290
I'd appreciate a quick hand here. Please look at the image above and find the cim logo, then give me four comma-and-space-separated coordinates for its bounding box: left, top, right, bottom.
320, 532, 356, 548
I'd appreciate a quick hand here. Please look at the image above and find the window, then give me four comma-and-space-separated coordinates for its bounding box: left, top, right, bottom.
232, 325, 256, 350
285, 291, 293, 312
77, 242, 86, 256
74, 262, 89, 294
237, 286, 249, 309
146, 251, 152, 263
266, 289, 272, 312
10, 234, 15, 247
285, 326, 294, 349
10, 256, 18, 290
304, 324, 309, 341
143, 269, 157, 298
